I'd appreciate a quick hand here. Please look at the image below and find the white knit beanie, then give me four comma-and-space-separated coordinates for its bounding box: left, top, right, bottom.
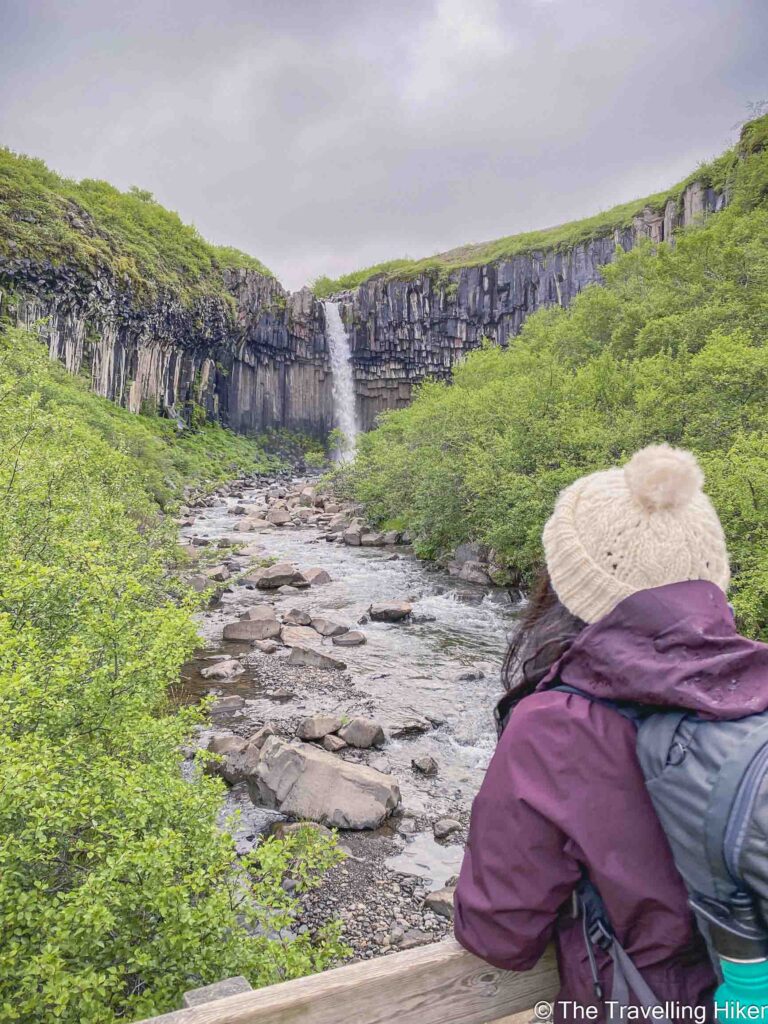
542, 444, 730, 624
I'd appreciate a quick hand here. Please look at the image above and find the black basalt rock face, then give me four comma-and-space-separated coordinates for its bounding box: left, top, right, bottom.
0, 181, 723, 438
334, 182, 724, 430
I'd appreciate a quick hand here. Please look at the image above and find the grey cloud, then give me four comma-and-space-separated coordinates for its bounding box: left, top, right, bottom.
1, 0, 766, 289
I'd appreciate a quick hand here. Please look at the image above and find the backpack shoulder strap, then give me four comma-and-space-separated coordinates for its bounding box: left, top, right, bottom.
573, 875, 671, 1020
550, 682, 646, 725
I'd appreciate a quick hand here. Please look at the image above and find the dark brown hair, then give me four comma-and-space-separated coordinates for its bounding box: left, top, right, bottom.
497, 569, 586, 728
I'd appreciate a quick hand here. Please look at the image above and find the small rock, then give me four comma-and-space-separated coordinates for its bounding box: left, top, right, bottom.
304, 568, 332, 585
423, 886, 455, 919
283, 608, 312, 626
332, 630, 367, 647
203, 564, 231, 582
223, 617, 281, 642
287, 646, 347, 671
207, 732, 248, 756
249, 725, 276, 748
212, 695, 245, 714
454, 668, 485, 681
253, 639, 279, 654
257, 563, 307, 589
322, 734, 347, 753
390, 716, 431, 738
239, 606, 278, 621
368, 601, 413, 622
310, 616, 349, 638
297, 715, 343, 741
280, 625, 321, 647
411, 755, 438, 776
361, 532, 385, 547
342, 525, 362, 546
433, 818, 462, 840
338, 717, 385, 749
458, 561, 492, 585
200, 658, 244, 680
266, 509, 292, 526
271, 820, 333, 840
188, 574, 210, 592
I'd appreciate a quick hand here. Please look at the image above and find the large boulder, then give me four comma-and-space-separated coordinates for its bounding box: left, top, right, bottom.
256, 563, 306, 589
248, 737, 400, 829
368, 601, 413, 622
338, 717, 385, 749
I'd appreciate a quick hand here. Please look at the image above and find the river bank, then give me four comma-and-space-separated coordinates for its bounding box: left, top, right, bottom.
177, 474, 519, 960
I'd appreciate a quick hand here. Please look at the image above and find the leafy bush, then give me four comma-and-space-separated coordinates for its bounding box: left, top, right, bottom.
0, 329, 344, 1022
348, 115, 768, 637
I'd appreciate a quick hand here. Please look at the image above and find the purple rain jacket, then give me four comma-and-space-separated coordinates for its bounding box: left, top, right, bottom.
454, 580, 768, 1021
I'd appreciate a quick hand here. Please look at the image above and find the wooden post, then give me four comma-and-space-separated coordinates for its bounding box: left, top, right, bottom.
134, 939, 559, 1024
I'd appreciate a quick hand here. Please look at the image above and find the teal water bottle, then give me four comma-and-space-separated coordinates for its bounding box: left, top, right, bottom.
699, 893, 768, 1021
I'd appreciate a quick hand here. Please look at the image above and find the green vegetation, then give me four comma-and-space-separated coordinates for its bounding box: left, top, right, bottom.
0, 148, 273, 306
0, 326, 344, 1022
347, 115, 768, 637
312, 143, 739, 298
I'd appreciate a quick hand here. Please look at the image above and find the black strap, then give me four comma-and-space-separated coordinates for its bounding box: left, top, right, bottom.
572, 876, 670, 1020
550, 682, 647, 725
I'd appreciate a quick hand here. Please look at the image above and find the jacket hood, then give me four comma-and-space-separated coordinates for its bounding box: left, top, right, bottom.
539, 579, 768, 719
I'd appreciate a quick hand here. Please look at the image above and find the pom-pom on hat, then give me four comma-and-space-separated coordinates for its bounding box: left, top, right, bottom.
542, 444, 730, 624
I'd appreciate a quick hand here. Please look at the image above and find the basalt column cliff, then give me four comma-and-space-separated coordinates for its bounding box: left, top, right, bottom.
0, 142, 726, 439
333, 181, 724, 430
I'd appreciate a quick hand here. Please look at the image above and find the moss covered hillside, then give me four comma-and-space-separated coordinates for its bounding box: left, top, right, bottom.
0, 146, 273, 306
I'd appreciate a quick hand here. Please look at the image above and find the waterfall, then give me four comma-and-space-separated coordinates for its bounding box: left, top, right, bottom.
323, 301, 359, 461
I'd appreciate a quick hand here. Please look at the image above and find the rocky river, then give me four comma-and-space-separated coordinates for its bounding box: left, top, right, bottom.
177, 473, 520, 960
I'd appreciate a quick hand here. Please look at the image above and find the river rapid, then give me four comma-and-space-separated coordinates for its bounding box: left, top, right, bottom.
179, 474, 521, 957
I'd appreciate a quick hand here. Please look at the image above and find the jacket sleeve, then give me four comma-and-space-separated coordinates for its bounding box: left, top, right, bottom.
453, 695, 582, 970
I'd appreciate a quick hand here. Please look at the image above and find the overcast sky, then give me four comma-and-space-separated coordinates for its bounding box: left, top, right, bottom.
1, 1, 766, 291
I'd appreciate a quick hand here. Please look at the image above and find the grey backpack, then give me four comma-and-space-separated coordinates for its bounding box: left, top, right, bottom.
552, 684, 768, 1013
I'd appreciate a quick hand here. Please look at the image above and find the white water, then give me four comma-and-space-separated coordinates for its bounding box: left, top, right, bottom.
323, 301, 359, 460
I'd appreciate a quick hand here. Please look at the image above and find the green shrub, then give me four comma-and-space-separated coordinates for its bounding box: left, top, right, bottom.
348, 115, 768, 636
0, 329, 345, 1022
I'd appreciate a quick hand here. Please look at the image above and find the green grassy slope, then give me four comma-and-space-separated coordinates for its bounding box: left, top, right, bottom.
0, 147, 273, 306
345, 114, 768, 637
312, 138, 741, 297
0, 322, 345, 1023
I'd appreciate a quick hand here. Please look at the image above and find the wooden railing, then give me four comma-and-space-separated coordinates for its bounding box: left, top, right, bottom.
135, 939, 559, 1024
